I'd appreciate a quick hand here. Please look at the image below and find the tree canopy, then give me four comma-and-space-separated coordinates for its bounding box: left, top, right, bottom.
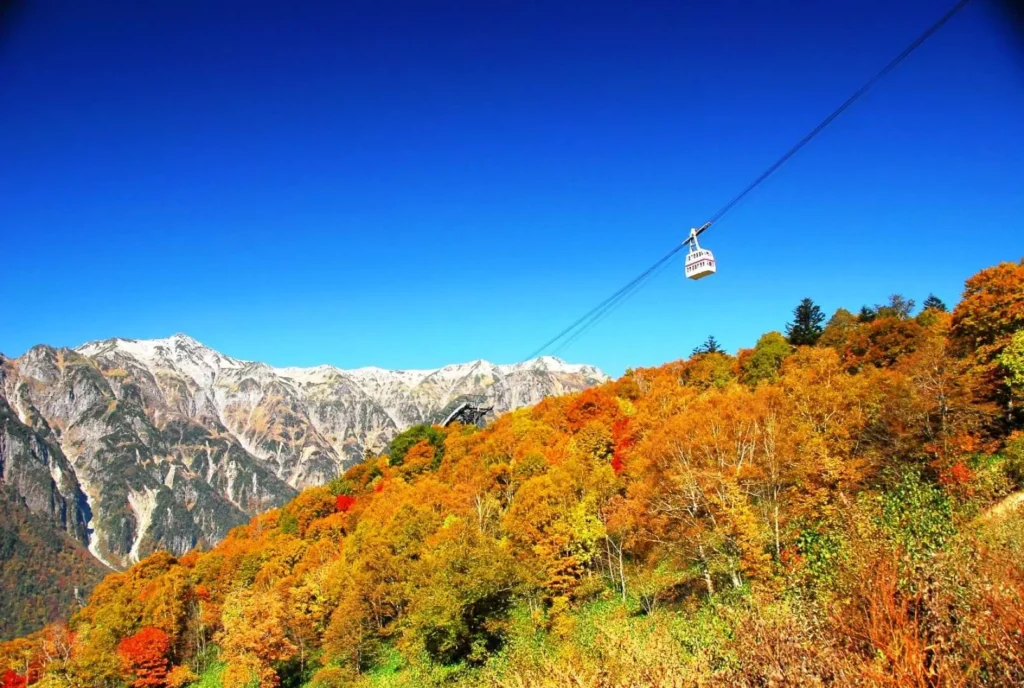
387, 424, 446, 467
785, 298, 825, 345
923, 293, 948, 312
3, 260, 1024, 688
692, 335, 723, 355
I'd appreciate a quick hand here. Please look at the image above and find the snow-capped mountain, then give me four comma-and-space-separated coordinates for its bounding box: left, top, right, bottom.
0, 334, 606, 569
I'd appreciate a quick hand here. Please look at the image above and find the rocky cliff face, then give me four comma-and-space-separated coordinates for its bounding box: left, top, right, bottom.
0, 336, 605, 569
0, 381, 91, 546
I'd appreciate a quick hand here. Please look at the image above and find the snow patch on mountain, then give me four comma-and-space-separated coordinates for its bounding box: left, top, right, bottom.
127, 487, 159, 562
78, 478, 117, 570
0, 333, 606, 567
79, 335, 605, 388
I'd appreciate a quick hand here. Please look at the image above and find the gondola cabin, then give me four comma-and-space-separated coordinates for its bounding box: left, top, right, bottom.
684, 229, 716, 280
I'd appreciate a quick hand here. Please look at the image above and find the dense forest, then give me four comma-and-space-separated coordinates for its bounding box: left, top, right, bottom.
2, 260, 1023, 688
0, 488, 107, 642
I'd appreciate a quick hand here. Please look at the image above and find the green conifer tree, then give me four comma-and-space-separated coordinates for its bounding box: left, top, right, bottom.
785, 298, 825, 346
922, 293, 947, 312
692, 335, 723, 356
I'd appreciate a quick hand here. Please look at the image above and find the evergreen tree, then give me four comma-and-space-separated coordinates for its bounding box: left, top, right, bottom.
785, 298, 825, 346
692, 335, 723, 356
858, 306, 877, 323
923, 293, 947, 312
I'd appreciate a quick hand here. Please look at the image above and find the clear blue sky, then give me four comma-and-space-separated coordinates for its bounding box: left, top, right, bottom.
1, 0, 1021, 376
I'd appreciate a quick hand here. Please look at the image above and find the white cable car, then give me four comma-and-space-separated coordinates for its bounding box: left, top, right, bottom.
684, 226, 716, 280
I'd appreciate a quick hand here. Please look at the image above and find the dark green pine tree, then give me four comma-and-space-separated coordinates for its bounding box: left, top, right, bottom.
692, 335, 723, 356
858, 306, 877, 323
922, 293, 948, 312
785, 298, 825, 346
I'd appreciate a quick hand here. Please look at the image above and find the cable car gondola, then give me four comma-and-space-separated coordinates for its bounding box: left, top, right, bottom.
684, 227, 716, 280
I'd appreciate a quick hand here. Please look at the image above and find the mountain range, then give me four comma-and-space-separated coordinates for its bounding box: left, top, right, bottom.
0, 334, 605, 574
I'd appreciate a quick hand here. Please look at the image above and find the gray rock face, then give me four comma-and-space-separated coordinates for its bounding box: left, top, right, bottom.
0, 380, 91, 545
0, 336, 605, 569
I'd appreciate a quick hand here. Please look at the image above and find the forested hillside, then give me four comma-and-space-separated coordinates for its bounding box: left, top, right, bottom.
0, 489, 107, 642
0, 335, 604, 573
2, 260, 1023, 688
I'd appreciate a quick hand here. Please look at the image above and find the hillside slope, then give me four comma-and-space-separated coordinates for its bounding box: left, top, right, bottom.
0, 339, 604, 643
0, 487, 107, 641
0, 338, 604, 569
3, 260, 1021, 687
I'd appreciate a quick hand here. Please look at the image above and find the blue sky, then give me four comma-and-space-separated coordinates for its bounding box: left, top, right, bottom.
1, 0, 1021, 376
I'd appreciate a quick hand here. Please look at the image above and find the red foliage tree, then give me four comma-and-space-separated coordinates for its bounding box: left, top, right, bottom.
565, 388, 620, 432
118, 627, 172, 688
0, 670, 26, 688
335, 494, 356, 513
610, 418, 633, 474
939, 462, 974, 491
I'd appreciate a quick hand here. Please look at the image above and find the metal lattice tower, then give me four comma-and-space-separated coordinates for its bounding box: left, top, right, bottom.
437, 395, 494, 428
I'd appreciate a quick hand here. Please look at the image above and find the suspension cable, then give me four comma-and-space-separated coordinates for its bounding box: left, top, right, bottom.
525, 0, 972, 359
696, 0, 972, 236
523, 243, 687, 361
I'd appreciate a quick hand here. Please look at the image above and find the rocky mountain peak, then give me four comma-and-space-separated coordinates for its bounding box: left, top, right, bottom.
1, 335, 606, 569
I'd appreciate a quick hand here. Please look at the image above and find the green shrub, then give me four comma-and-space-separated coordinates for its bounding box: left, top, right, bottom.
388, 425, 446, 467
795, 527, 845, 588
1003, 435, 1024, 487
194, 660, 225, 688
880, 470, 955, 561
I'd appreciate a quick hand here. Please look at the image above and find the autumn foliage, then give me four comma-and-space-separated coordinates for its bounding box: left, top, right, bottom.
2, 260, 1024, 687
0, 671, 26, 688
117, 627, 171, 688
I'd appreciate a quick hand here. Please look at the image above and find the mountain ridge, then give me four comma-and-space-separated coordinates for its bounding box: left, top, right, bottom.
0, 334, 605, 575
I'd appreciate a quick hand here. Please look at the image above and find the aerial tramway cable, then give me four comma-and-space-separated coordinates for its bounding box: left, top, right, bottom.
696, 0, 972, 235
525, 244, 687, 361
550, 255, 679, 359
524, 0, 972, 361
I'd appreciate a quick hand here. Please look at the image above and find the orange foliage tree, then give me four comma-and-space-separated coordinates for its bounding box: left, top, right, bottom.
117, 627, 171, 688
3, 259, 1023, 687
951, 259, 1024, 413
